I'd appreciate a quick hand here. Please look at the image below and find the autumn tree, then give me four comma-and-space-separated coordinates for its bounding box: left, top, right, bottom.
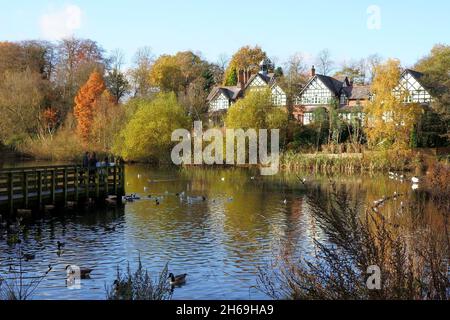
74, 70, 106, 144
0, 41, 55, 78
415, 44, 450, 143
149, 54, 184, 93
149, 51, 218, 118
54, 37, 106, 117
41, 107, 59, 136
150, 51, 213, 94
365, 59, 422, 149
223, 46, 267, 86
91, 91, 124, 151
0, 69, 47, 145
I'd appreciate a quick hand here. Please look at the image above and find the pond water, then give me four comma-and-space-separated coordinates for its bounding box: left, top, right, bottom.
0, 164, 443, 300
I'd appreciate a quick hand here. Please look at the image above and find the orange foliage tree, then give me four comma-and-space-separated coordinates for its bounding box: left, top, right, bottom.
74, 70, 106, 144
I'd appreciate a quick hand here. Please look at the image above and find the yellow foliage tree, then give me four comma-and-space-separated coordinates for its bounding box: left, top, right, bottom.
365, 59, 422, 149
113, 92, 190, 162
149, 55, 183, 92
224, 46, 267, 86
91, 91, 124, 152
73, 70, 106, 144
226, 89, 288, 130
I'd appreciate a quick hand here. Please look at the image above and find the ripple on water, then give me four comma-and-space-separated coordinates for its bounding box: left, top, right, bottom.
1, 166, 428, 300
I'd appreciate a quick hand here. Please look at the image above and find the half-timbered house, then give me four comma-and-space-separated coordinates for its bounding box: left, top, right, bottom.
393, 69, 433, 104
293, 66, 370, 125
207, 58, 287, 119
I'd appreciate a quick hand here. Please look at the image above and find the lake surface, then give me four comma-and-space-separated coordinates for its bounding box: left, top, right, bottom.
0, 164, 443, 300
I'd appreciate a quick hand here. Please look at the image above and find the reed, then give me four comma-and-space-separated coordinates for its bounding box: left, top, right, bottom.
281, 150, 424, 174
257, 185, 449, 300
106, 257, 173, 300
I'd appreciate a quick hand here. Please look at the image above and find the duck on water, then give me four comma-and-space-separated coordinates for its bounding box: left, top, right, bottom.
168, 273, 187, 286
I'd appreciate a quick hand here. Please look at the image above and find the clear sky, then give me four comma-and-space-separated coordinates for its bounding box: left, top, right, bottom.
1, 0, 449, 68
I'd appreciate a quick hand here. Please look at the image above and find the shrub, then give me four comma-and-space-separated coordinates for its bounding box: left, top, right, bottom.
106, 258, 173, 300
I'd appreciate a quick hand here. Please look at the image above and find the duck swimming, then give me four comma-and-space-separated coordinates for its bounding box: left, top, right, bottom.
168, 273, 187, 286
66, 265, 94, 279
57, 241, 65, 250
22, 253, 35, 261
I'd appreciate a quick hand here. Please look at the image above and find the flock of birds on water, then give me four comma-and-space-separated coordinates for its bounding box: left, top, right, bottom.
0, 170, 423, 293
118, 174, 311, 208
0, 227, 188, 288
370, 172, 422, 213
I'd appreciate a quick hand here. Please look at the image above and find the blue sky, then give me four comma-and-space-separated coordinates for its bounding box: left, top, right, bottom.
1, 0, 449, 68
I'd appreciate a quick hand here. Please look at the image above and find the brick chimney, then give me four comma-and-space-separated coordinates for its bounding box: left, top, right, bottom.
311, 65, 316, 77
237, 69, 245, 88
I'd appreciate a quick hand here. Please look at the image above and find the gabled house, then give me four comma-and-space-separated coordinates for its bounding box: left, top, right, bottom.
394, 69, 433, 104
245, 71, 287, 106
293, 66, 370, 124
207, 58, 287, 118
294, 67, 435, 126
207, 86, 243, 113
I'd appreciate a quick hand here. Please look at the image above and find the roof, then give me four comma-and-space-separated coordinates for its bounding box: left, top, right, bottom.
299, 74, 344, 97
206, 86, 242, 102
342, 85, 371, 100
244, 72, 276, 90
403, 69, 433, 91
404, 69, 424, 80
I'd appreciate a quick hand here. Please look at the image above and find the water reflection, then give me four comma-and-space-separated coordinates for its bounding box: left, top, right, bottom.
0, 165, 445, 300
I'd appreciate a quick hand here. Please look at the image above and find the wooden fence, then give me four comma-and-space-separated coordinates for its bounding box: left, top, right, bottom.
0, 164, 125, 214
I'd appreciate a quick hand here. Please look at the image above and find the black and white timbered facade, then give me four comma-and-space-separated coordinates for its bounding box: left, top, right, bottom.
394, 69, 433, 104
294, 68, 370, 125
294, 67, 433, 125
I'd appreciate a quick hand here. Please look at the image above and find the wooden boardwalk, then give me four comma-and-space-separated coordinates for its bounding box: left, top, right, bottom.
0, 164, 125, 215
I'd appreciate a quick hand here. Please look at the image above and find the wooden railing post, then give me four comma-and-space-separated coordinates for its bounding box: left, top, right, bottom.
23, 172, 28, 209
74, 167, 79, 201
113, 165, 118, 195
119, 164, 125, 196
1, 164, 124, 212
51, 170, 56, 204
63, 168, 68, 205
8, 172, 13, 214
37, 171, 42, 207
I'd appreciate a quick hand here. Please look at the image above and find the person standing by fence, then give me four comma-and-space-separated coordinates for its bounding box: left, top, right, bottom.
89, 152, 98, 182
81, 151, 90, 184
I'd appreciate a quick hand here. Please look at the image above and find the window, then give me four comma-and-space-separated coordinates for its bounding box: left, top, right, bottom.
304, 112, 313, 125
